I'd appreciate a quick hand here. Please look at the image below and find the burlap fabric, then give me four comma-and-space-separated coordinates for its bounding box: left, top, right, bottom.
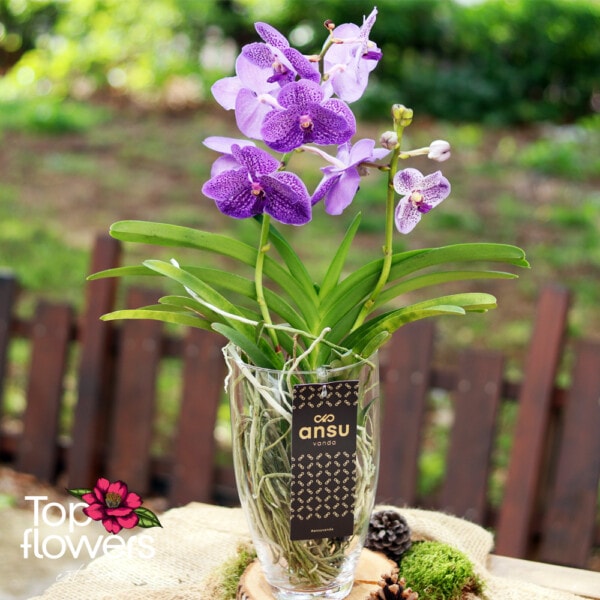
31, 502, 585, 600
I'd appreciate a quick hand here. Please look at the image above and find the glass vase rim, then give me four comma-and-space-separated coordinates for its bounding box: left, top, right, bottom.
223, 342, 378, 376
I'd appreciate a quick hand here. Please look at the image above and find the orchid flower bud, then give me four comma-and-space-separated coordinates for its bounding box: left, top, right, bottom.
392, 104, 413, 127
428, 140, 451, 162
380, 131, 399, 150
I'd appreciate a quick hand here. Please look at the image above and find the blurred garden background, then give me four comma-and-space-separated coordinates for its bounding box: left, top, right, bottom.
0, 0, 599, 452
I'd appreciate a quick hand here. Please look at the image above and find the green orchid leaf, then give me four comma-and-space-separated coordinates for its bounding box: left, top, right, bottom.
320, 243, 526, 324
348, 306, 467, 356
158, 295, 260, 323
360, 330, 392, 359
262, 217, 319, 306
87, 265, 156, 280
319, 213, 362, 299
212, 323, 283, 370
319, 250, 424, 315
375, 270, 518, 308
343, 293, 497, 353
143, 259, 256, 338
183, 267, 308, 332
388, 244, 529, 285
101, 308, 212, 329
108, 221, 319, 327
134, 506, 162, 528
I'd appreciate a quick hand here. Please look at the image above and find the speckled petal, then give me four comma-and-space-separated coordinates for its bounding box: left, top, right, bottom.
277, 80, 323, 110
242, 42, 274, 69
255, 22, 289, 50
311, 175, 337, 205
422, 177, 451, 208
283, 47, 320, 83
393, 168, 424, 195
395, 197, 423, 234
260, 172, 311, 225
309, 102, 355, 146
232, 145, 280, 177
261, 107, 305, 152
202, 169, 263, 219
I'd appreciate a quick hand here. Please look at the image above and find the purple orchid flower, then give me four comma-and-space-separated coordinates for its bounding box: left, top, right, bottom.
243, 22, 320, 86
311, 139, 390, 215
202, 143, 311, 225
260, 79, 356, 153
203, 136, 256, 177
322, 8, 382, 103
393, 168, 451, 234
210, 54, 280, 139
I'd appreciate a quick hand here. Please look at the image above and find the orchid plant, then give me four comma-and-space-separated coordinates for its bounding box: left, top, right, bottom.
92, 8, 528, 372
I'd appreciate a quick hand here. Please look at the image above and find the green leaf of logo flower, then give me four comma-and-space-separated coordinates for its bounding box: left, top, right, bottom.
66, 488, 92, 501
134, 506, 163, 528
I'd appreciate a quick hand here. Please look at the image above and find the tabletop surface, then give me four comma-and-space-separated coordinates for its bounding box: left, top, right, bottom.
30, 503, 600, 600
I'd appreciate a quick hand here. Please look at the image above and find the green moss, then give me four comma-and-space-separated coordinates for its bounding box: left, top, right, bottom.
214, 544, 257, 600
399, 541, 484, 600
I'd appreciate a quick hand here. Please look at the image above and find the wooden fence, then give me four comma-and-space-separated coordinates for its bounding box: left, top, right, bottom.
0, 234, 599, 569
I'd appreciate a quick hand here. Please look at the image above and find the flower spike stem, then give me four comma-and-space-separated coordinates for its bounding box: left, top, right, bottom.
255, 214, 279, 350
352, 106, 410, 331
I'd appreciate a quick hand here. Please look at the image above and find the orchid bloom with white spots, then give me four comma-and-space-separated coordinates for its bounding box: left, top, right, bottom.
393, 168, 451, 234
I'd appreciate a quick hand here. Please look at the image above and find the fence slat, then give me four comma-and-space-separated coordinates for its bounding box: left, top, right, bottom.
0, 274, 18, 419
495, 285, 571, 558
68, 234, 121, 487
106, 288, 162, 495
16, 302, 74, 481
169, 329, 224, 506
439, 349, 504, 524
538, 339, 600, 567
377, 320, 435, 505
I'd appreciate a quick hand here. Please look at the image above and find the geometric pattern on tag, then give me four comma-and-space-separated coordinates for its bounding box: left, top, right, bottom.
291, 451, 356, 522
294, 381, 358, 410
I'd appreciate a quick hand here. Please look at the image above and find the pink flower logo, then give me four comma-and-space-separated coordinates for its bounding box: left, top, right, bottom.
68, 477, 161, 534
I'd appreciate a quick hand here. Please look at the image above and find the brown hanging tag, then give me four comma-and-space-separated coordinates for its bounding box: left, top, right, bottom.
290, 380, 358, 540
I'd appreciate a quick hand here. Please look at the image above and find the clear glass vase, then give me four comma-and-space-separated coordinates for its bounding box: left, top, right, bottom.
224, 344, 380, 600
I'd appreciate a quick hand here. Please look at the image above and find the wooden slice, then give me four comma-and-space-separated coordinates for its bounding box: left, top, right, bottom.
237, 548, 394, 600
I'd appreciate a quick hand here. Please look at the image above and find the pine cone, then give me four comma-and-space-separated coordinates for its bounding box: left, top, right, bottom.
365, 509, 412, 561
368, 568, 418, 600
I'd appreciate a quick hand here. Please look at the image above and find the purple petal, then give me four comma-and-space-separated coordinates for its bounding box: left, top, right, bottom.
260, 172, 311, 225
202, 169, 264, 219
211, 76, 242, 111
360, 7, 379, 40
242, 42, 274, 69
393, 168, 424, 195
282, 47, 320, 83
307, 103, 354, 146
235, 54, 279, 95
421, 176, 451, 208
314, 99, 356, 142
312, 174, 338, 205
203, 136, 255, 154
261, 107, 305, 152
395, 197, 423, 234
255, 22, 289, 50
231, 145, 279, 177
324, 169, 361, 215
347, 138, 380, 166
210, 155, 241, 177
277, 79, 323, 109
235, 88, 274, 139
